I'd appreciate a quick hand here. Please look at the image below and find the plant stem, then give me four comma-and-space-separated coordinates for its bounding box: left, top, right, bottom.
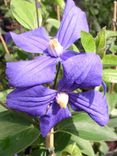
112, 1, 117, 31
35, 0, 40, 28
110, 1, 117, 93
0, 33, 10, 54
45, 128, 55, 156
53, 62, 61, 89
57, 5, 60, 22
45, 62, 61, 156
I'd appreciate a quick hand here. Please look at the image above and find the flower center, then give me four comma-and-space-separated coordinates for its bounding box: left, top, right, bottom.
56, 92, 69, 109
48, 38, 63, 57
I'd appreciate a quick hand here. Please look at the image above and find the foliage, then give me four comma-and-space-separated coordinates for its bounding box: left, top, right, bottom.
0, 0, 117, 156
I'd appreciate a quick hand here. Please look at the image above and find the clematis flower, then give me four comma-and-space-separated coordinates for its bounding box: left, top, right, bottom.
6, 53, 109, 137
6, 0, 89, 88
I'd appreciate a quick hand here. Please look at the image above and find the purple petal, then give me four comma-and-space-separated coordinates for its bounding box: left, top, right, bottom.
40, 102, 71, 137
69, 90, 109, 126
9, 27, 49, 53
6, 55, 57, 88
56, 0, 89, 49
60, 50, 78, 61
7, 85, 57, 116
58, 53, 102, 91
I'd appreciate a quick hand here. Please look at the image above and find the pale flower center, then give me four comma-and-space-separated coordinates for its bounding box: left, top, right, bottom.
48, 38, 63, 57
56, 92, 69, 109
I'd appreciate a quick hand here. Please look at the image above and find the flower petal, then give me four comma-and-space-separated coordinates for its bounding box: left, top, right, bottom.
69, 90, 109, 126
58, 53, 102, 91
6, 55, 57, 88
60, 50, 78, 61
40, 103, 71, 137
56, 0, 89, 49
7, 85, 57, 116
9, 27, 49, 53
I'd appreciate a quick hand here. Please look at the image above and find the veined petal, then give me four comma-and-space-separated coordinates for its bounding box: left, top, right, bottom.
9, 27, 49, 53
56, 0, 89, 49
69, 90, 109, 126
6, 55, 57, 88
7, 85, 57, 116
60, 50, 78, 61
58, 53, 102, 91
40, 102, 71, 137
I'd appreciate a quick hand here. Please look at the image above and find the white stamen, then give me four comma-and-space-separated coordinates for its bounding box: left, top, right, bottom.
48, 38, 63, 57
56, 92, 69, 109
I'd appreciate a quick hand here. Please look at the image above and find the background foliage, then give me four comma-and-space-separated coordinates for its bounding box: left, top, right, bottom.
0, 0, 117, 156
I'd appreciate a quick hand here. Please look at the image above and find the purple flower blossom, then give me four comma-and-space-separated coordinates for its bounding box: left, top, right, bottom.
6, 0, 89, 88
6, 53, 109, 137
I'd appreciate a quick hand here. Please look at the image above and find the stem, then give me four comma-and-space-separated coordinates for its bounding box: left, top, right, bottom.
112, 1, 117, 31
45, 62, 61, 156
110, 1, 117, 93
57, 5, 60, 22
35, 0, 40, 28
4, 0, 8, 6
45, 128, 55, 156
53, 62, 61, 89
0, 33, 10, 54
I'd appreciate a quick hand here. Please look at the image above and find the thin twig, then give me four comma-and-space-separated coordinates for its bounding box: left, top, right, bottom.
57, 5, 61, 22
4, 0, 8, 6
112, 1, 117, 31
45, 128, 55, 156
110, 1, 117, 93
0, 33, 10, 54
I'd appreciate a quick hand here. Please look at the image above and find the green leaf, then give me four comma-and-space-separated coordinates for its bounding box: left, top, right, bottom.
105, 30, 117, 39
95, 29, 106, 58
103, 69, 117, 83
55, 0, 65, 9
70, 44, 79, 52
11, 0, 41, 29
99, 142, 109, 155
71, 135, 95, 156
62, 143, 82, 156
106, 92, 117, 111
57, 113, 117, 141
102, 55, 117, 67
81, 31, 96, 52
108, 118, 117, 128
0, 111, 39, 156
47, 18, 60, 29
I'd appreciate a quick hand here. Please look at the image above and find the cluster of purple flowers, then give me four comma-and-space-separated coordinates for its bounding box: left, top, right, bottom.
6, 0, 109, 137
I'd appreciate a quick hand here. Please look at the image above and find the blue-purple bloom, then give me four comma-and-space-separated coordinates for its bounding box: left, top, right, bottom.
6, 0, 89, 88
7, 53, 109, 137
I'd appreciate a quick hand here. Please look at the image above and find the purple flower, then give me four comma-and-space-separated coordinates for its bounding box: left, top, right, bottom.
6, 53, 109, 137
6, 0, 89, 88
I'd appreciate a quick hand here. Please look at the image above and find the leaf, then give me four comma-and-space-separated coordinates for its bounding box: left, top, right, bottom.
62, 143, 82, 156
108, 118, 117, 128
47, 18, 60, 29
0, 111, 39, 156
55, 0, 65, 9
57, 113, 117, 141
102, 55, 117, 67
10, 0, 41, 29
105, 30, 117, 39
70, 44, 79, 52
103, 69, 117, 83
95, 29, 106, 58
71, 135, 95, 156
106, 92, 117, 111
99, 142, 109, 155
81, 31, 96, 52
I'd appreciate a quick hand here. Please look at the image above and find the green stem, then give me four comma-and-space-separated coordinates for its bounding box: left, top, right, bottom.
35, 0, 40, 28
53, 62, 61, 89
45, 62, 61, 156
